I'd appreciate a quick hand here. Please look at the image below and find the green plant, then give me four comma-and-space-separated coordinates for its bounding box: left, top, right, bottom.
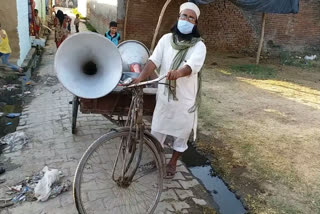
85, 22, 98, 33
231, 64, 277, 79
280, 51, 314, 68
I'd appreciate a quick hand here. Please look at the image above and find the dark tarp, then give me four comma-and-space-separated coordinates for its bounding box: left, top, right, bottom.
190, 0, 299, 14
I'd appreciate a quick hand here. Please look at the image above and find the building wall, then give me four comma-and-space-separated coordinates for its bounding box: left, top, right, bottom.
87, 0, 118, 35
123, 0, 320, 54
34, 0, 47, 20
17, 0, 31, 66
260, 0, 320, 53
0, 0, 19, 59
78, 0, 87, 17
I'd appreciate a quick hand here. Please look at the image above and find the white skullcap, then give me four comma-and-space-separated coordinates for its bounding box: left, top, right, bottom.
180, 2, 200, 19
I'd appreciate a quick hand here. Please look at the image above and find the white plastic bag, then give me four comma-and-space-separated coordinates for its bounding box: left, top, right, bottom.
34, 166, 60, 202
0, 131, 28, 153
304, 55, 317, 61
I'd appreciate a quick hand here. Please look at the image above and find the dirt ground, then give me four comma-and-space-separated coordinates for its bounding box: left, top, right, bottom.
197, 54, 320, 214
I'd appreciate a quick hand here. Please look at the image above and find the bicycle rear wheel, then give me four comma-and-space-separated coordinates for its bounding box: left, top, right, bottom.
73, 129, 163, 214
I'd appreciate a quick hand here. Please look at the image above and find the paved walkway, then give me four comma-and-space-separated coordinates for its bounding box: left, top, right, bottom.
0, 12, 215, 214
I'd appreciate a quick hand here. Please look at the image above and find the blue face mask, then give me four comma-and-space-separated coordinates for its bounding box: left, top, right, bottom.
177, 20, 194, 35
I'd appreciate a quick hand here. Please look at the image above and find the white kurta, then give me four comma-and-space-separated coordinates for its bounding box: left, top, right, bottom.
149, 33, 207, 139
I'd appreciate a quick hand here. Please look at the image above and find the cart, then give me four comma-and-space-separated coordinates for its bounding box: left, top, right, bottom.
71, 86, 157, 134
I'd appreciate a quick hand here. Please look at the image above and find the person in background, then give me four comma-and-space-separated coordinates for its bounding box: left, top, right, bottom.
105, 21, 120, 46
54, 10, 69, 48
34, 9, 42, 39
0, 23, 23, 73
74, 14, 80, 33
64, 14, 72, 34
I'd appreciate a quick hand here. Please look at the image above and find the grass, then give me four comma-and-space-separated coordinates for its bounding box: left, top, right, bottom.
85, 22, 98, 33
231, 64, 277, 79
280, 51, 316, 69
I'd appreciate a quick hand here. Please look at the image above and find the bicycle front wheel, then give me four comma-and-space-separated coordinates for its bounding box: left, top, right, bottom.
73, 129, 163, 214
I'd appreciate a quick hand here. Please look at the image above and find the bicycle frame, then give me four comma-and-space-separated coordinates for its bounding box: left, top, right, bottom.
111, 86, 145, 187
111, 75, 167, 187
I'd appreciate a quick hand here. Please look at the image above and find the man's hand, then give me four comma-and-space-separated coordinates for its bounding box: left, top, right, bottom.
131, 77, 142, 84
167, 70, 181, 80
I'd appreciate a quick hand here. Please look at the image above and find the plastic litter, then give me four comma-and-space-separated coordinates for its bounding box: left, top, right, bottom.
0, 131, 28, 153
7, 166, 71, 203
304, 55, 317, 60
0, 112, 4, 117
34, 166, 60, 201
6, 122, 12, 126
6, 113, 21, 118
2, 84, 20, 91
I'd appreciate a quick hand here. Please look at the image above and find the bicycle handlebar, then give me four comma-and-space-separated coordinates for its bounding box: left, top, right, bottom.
126, 74, 167, 88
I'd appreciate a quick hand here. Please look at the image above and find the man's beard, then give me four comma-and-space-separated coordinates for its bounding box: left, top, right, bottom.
170, 22, 201, 41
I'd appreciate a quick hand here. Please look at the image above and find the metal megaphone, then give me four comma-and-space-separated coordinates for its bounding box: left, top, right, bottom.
54, 32, 123, 99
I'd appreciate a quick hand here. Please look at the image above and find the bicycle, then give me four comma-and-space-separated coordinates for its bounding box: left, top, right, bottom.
73, 75, 167, 214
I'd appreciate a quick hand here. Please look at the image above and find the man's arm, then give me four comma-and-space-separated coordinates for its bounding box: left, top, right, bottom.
132, 60, 157, 84
167, 65, 192, 80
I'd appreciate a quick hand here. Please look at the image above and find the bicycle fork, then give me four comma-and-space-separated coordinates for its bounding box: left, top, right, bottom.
111, 88, 145, 187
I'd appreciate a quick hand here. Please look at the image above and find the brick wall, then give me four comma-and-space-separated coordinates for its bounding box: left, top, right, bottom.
261, 1, 320, 53
87, 0, 118, 35
123, 0, 320, 54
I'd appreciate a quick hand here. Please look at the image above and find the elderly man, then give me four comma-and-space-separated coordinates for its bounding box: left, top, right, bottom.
133, 2, 206, 178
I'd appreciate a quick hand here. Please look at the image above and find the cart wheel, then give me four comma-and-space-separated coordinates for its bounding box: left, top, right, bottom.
72, 96, 79, 134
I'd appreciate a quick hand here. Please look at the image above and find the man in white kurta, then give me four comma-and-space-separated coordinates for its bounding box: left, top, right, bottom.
133, 2, 206, 178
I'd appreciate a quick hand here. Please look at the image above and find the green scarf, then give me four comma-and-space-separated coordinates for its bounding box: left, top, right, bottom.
167, 34, 202, 112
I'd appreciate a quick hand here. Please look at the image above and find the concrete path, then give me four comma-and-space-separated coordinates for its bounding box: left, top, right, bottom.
0, 11, 215, 214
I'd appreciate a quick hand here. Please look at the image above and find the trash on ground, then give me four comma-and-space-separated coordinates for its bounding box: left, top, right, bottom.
304, 55, 317, 60
6, 166, 71, 203
0, 112, 4, 117
6, 122, 12, 126
10, 185, 22, 192
6, 113, 21, 118
0, 131, 28, 153
24, 91, 31, 95
1, 84, 20, 91
34, 166, 60, 201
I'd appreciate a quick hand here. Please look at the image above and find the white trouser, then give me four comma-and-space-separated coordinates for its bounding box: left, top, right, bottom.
151, 130, 188, 152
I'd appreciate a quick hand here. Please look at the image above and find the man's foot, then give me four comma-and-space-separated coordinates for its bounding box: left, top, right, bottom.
165, 164, 176, 179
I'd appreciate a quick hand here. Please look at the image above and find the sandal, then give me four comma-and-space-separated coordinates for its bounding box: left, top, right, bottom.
165, 164, 176, 179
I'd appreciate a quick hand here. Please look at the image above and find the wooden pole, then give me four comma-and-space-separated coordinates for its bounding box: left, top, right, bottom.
256, 13, 266, 65
150, 0, 173, 52
123, 0, 131, 40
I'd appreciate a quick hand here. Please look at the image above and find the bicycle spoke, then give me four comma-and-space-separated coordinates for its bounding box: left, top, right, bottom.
74, 131, 163, 214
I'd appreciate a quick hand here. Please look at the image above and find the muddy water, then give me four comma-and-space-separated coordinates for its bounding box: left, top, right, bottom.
182, 143, 247, 214
0, 69, 33, 138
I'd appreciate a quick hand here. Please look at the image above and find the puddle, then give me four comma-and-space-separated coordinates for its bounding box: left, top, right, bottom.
182, 143, 247, 214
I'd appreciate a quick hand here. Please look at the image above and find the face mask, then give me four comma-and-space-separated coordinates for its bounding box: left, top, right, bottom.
177, 20, 194, 35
